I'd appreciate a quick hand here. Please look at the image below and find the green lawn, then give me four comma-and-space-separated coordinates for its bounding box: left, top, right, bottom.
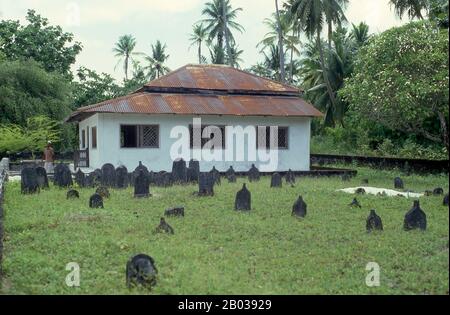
1, 166, 449, 295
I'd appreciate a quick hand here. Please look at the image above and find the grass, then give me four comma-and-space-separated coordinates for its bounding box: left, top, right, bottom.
1, 166, 448, 295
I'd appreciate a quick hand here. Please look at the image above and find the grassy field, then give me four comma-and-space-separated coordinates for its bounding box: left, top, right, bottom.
1, 166, 448, 295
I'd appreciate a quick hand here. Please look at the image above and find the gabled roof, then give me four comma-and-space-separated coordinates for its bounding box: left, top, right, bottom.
66, 64, 322, 123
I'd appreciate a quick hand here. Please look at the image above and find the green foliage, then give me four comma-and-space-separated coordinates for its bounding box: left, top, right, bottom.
0, 116, 61, 154
0, 10, 82, 77
0, 59, 72, 126
144, 40, 170, 79
2, 169, 448, 294
341, 21, 449, 150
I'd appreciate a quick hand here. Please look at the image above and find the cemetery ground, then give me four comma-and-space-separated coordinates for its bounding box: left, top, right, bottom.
1, 165, 448, 295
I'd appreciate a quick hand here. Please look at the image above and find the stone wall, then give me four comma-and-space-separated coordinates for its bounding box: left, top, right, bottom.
0, 158, 9, 276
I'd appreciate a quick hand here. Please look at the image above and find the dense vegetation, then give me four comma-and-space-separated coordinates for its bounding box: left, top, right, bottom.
0, 0, 448, 159
1, 167, 448, 294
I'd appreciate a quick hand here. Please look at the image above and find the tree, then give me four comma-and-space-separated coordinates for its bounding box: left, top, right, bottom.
226, 44, 244, 68
389, 0, 429, 19
275, 0, 286, 82
0, 59, 72, 126
350, 22, 371, 48
209, 44, 226, 64
113, 34, 141, 80
201, 0, 244, 64
428, 0, 449, 28
145, 40, 170, 80
341, 21, 449, 151
189, 23, 209, 64
324, 0, 349, 50
0, 10, 82, 77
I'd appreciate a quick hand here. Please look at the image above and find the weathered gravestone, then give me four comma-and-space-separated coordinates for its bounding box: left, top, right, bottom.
67, 189, 80, 199
154, 171, 172, 187
134, 170, 150, 198
35, 166, 49, 189
285, 169, 295, 184
444, 193, 449, 207
54, 163, 73, 188
235, 184, 251, 211
101, 163, 116, 188
132, 161, 150, 183
165, 207, 185, 217
74, 169, 86, 188
210, 166, 221, 185
366, 210, 383, 232
292, 196, 307, 218
155, 218, 174, 234
433, 187, 444, 196
21, 167, 40, 194
116, 166, 129, 189
394, 177, 404, 189
89, 193, 104, 208
198, 172, 214, 196
270, 173, 282, 188
248, 164, 260, 182
126, 254, 158, 289
227, 173, 237, 183
404, 200, 427, 231
172, 158, 187, 184
355, 188, 366, 195
96, 186, 110, 199
84, 172, 96, 188
225, 166, 235, 179
92, 169, 102, 187
187, 159, 200, 183
349, 198, 362, 208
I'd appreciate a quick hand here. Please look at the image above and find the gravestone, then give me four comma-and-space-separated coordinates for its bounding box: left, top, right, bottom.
349, 198, 362, 208
227, 173, 237, 183
341, 173, 351, 182
133, 161, 150, 183
292, 196, 307, 218
116, 166, 129, 189
96, 186, 110, 199
366, 210, 383, 232
21, 167, 40, 194
92, 169, 102, 187
433, 187, 444, 196
285, 169, 295, 184
89, 193, 104, 209
84, 172, 96, 188
67, 189, 80, 199
172, 158, 187, 184
362, 178, 369, 185
225, 166, 236, 180
187, 159, 200, 183
53, 163, 73, 188
198, 172, 214, 196
126, 254, 158, 289
355, 188, 366, 195
210, 166, 221, 185
148, 171, 156, 185
248, 164, 260, 182
164, 207, 185, 217
270, 173, 282, 188
101, 163, 116, 188
394, 177, 404, 189
35, 166, 49, 189
134, 170, 150, 198
74, 169, 86, 188
443, 193, 449, 207
424, 190, 433, 196
235, 184, 251, 211
155, 218, 174, 234
404, 200, 427, 231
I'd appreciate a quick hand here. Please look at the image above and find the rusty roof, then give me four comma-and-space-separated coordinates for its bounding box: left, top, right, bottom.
142, 64, 302, 95
66, 64, 322, 123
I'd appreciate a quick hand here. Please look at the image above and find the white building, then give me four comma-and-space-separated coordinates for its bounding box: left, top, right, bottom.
66, 64, 322, 173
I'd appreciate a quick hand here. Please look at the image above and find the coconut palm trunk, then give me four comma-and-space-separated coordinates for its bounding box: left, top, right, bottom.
275, 0, 285, 82
222, 0, 233, 66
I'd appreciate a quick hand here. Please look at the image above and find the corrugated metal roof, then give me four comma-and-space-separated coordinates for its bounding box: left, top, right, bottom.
66, 92, 323, 122
66, 64, 322, 122
143, 64, 301, 94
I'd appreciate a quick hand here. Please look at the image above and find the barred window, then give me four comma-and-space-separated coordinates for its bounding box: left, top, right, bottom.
120, 125, 159, 148
92, 126, 97, 149
189, 125, 226, 149
256, 126, 289, 150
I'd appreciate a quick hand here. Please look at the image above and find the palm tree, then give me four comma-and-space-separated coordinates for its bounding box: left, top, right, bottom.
145, 40, 170, 80
389, 0, 429, 19
324, 0, 349, 51
209, 44, 226, 64
201, 0, 244, 64
113, 34, 140, 80
287, 0, 348, 118
275, 0, 286, 82
350, 22, 370, 48
189, 23, 209, 64
226, 44, 244, 68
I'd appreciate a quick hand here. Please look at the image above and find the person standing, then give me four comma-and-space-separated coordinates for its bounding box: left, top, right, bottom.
43, 141, 55, 173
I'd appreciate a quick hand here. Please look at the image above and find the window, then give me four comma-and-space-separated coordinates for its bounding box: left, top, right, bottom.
92, 126, 97, 149
256, 126, 289, 150
189, 125, 226, 149
120, 125, 159, 148
81, 129, 86, 149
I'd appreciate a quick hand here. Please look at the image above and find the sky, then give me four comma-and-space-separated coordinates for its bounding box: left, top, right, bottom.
0, 0, 406, 81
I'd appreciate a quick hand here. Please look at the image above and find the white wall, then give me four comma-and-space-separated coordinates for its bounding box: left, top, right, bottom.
80, 113, 311, 172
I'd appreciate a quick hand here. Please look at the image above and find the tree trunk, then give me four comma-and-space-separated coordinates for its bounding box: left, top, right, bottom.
275, 0, 285, 83
222, 0, 233, 66
125, 54, 129, 80
328, 22, 333, 52
198, 41, 202, 64
316, 29, 337, 121
437, 111, 449, 152
289, 28, 295, 83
